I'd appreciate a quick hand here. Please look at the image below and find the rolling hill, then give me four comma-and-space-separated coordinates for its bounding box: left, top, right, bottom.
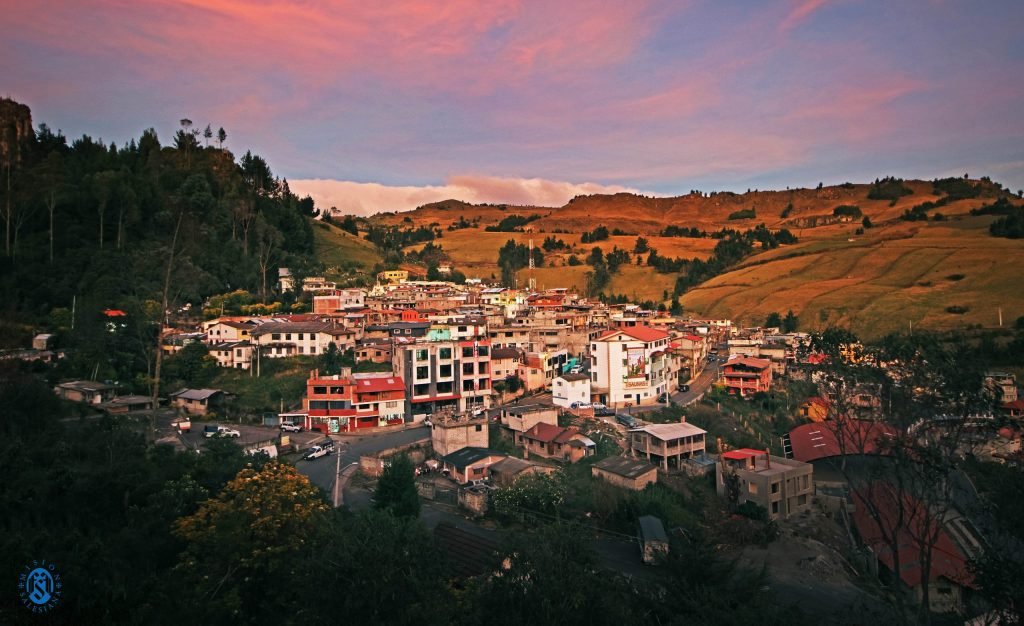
351, 178, 1024, 338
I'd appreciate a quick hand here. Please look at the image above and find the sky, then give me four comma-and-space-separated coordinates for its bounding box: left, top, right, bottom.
2, 1, 1023, 214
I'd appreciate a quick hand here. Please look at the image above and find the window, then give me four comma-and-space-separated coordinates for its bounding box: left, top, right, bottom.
416, 366, 429, 380
297, 333, 304, 340
330, 386, 344, 394
475, 424, 482, 432
405, 329, 412, 335
771, 482, 780, 494
416, 349, 428, 361
439, 347, 452, 359
385, 401, 398, 408
329, 400, 348, 410
748, 482, 758, 495
463, 380, 475, 392
437, 382, 453, 394
458, 326, 467, 332
414, 384, 429, 396
313, 386, 327, 394
462, 347, 474, 358
463, 363, 474, 375
310, 347, 317, 354
478, 379, 488, 389
771, 502, 779, 515
298, 347, 304, 354
272, 333, 281, 340
309, 400, 328, 409
797, 494, 807, 506
478, 346, 488, 356
440, 364, 452, 377
286, 334, 292, 340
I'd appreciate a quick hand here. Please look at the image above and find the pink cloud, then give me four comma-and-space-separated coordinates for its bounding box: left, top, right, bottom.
779, 0, 829, 32
289, 175, 653, 215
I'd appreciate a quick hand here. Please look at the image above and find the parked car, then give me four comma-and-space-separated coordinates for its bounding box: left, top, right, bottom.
595, 407, 615, 417
570, 401, 592, 409
616, 413, 638, 428
280, 421, 302, 433
568, 366, 583, 374
205, 424, 240, 438
657, 393, 670, 403
303, 445, 330, 461
679, 384, 690, 392
591, 402, 607, 410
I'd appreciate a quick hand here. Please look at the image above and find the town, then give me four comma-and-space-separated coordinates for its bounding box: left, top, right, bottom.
24, 268, 1024, 624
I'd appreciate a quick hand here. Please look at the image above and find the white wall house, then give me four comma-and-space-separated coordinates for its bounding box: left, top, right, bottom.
591, 326, 676, 407
552, 374, 591, 408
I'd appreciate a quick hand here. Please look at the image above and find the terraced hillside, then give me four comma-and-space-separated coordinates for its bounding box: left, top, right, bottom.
348, 178, 1024, 336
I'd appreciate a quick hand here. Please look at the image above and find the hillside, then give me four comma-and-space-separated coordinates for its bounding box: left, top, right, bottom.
364, 178, 1024, 336
312, 220, 383, 276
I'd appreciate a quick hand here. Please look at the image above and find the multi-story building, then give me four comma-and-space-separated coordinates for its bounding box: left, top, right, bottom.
250, 322, 356, 358
393, 339, 492, 419
208, 341, 253, 370
518, 349, 568, 392
204, 319, 257, 345
590, 325, 676, 407
716, 448, 814, 520
629, 422, 707, 470
431, 412, 489, 456
293, 369, 406, 433
312, 289, 366, 314
722, 357, 773, 397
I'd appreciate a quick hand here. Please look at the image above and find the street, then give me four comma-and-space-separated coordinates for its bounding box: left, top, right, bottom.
295, 426, 430, 502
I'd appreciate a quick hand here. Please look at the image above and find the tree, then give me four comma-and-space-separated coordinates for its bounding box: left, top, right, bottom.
91, 169, 119, 250
216, 127, 227, 149
202, 124, 213, 147
164, 342, 219, 387
173, 461, 329, 622
374, 453, 420, 518
862, 216, 873, 228
176, 118, 198, 168
253, 214, 282, 302
782, 310, 799, 332
764, 311, 783, 328
319, 342, 344, 375
634, 236, 649, 254
40, 151, 64, 262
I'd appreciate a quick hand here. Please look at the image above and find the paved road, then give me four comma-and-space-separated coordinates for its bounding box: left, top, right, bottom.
295, 426, 430, 503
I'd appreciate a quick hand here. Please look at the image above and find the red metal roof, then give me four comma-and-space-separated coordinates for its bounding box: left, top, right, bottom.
787, 420, 898, 463
851, 483, 974, 589
353, 376, 405, 393
597, 325, 670, 343
721, 448, 766, 460
724, 357, 771, 370
522, 423, 573, 443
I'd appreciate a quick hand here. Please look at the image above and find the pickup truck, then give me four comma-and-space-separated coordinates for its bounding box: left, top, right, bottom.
172, 416, 191, 433
303, 445, 331, 461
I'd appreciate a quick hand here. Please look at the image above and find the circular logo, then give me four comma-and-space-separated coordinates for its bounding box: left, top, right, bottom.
18, 560, 63, 614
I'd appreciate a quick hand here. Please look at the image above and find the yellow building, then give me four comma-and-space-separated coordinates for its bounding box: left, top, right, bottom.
377, 269, 409, 284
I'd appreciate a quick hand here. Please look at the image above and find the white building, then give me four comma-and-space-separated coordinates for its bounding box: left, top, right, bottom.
590, 325, 676, 407
552, 373, 591, 408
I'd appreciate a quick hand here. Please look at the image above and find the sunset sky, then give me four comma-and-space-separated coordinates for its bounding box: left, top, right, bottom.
3, 1, 1022, 213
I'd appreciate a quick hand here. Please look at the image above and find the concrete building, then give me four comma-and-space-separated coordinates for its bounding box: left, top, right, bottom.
291, 369, 406, 433
715, 448, 814, 520
440, 447, 506, 484
552, 373, 591, 408
629, 422, 707, 470
515, 423, 595, 463
488, 457, 557, 488
208, 341, 253, 370
591, 456, 659, 491
170, 388, 229, 416
393, 340, 492, 419
722, 357, 773, 397
590, 326, 676, 407
431, 413, 489, 457
501, 403, 559, 436
54, 380, 116, 405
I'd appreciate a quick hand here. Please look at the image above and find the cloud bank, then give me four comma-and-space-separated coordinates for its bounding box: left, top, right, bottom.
289, 175, 651, 215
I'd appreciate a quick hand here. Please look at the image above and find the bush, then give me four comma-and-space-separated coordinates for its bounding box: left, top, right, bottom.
832, 205, 862, 219
727, 208, 756, 220
867, 176, 913, 201
946, 305, 969, 315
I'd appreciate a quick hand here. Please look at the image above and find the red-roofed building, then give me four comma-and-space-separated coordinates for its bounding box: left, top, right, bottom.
292, 369, 406, 433
591, 325, 678, 407
716, 448, 814, 520
852, 483, 976, 613
784, 420, 899, 463
722, 356, 772, 397
516, 423, 595, 463
1000, 399, 1024, 418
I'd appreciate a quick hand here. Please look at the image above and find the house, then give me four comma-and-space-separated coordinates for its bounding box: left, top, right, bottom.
355, 340, 393, 364
100, 395, 155, 414
716, 448, 814, 520
591, 456, 659, 491
500, 403, 559, 435
441, 447, 507, 484
297, 369, 406, 433
590, 326, 677, 407
487, 457, 557, 488
552, 373, 591, 408
722, 356, 772, 397
515, 423, 596, 463
985, 371, 1018, 403
489, 346, 522, 381
431, 413, 489, 457
1000, 399, 1024, 418
204, 319, 257, 345
518, 349, 568, 392
170, 388, 228, 416
208, 341, 253, 370
851, 483, 976, 614
54, 380, 116, 405
377, 269, 409, 284
799, 396, 830, 422
32, 333, 55, 351
250, 321, 335, 357
629, 422, 707, 471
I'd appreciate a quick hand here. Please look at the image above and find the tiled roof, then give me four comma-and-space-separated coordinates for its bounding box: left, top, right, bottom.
352, 375, 404, 393
597, 325, 670, 343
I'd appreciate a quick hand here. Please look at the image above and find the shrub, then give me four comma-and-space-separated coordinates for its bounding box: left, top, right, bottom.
727, 208, 756, 220
946, 305, 969, 315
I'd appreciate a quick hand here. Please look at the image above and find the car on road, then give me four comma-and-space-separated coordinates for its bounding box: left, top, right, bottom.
679, 384, 690, 392
568, 366, 583, 374
570, 401, 592, 409
616, 413, 638, 428
303, 445, 330, 461
205, 425, 240, 438
657, 393, 670, 403
280, 421, 302, 433
592, 402, 607, 410
319, 439, 336, 453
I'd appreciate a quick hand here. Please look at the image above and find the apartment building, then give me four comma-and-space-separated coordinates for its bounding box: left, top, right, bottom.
715, 448, 814, 520
590, 325, 676, 407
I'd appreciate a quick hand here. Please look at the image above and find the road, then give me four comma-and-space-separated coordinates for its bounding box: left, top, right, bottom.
670, 359, 721, 406
295, 426, 430, 503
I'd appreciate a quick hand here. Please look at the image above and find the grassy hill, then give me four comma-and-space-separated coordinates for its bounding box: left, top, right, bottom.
312, 220, 383, 277
350, 178, 1024, 337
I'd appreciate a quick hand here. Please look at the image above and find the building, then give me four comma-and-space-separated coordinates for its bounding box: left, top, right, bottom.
170, 388, 229, 416
204, 319, 257, 345
518, 349, 568, 392
629, 422, 707, 470
715, 448, 814, 520
590, 326, 676, 407
489, 347, 522, 381
355, 340, 393, 364
501, 403, 559, 436
552, 373, 591, 408
722, 357, 773, 397
100, 395, 155, 414
487, 457, 557, 488
440, 447, 506, 484
985, 371, 1018, 403
250, 321, 336, 357
208, 341, 253, 370
393, 340, 492, 419
292, 369, 406, 433
431, 413, 489, 457
798, 396, 830, 422
377, 269, 409, 284
591, 456, 659, 491
515, 423, 595, 463
313, 289, 367, 314
54, 380, 116, 405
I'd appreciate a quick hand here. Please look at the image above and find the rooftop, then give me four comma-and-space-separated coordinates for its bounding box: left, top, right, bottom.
441, 447, 505, 470
597, 325, 670, 343
633, 422, 707, 440
592, 455, 657, 479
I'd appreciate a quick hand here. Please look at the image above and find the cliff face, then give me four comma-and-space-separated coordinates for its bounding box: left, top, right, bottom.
0, 98, 33, 166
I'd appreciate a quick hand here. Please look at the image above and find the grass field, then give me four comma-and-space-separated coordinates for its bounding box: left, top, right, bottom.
312, 220, 383, 275
682, 215, 1024, 338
